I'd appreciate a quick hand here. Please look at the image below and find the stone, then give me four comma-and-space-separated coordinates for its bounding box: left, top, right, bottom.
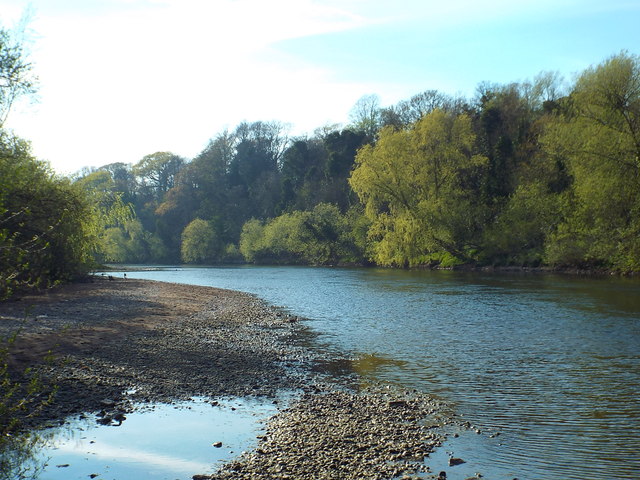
96, 416, 112, 425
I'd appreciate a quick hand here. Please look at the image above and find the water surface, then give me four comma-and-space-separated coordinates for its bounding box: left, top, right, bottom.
105, 265, 640, 480
34, 397, 278, 480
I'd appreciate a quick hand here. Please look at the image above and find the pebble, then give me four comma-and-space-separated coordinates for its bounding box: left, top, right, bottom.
2, 279, 501, 480
201, 388, 448, 480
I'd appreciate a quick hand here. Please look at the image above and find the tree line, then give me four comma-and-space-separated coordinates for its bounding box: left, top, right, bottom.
73, 51, 640, 273
2, 27, 640, 299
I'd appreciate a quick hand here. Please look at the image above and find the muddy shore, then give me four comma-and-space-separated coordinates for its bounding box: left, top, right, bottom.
1, 277, 462, 480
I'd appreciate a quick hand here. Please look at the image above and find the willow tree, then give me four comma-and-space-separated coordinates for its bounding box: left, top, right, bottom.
350, 110, 488, 267
542, 51, 640, 270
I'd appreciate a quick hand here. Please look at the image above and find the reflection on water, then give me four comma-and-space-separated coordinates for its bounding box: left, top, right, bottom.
313, 353, 408, 378
0, 432, 50, 480
107, 266, 640, 480
33, 397, 279, 480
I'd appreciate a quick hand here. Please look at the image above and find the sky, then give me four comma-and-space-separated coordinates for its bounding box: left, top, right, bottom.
1, 0, 639, 174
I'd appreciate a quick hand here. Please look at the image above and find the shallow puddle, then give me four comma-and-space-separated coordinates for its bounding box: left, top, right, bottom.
30, 396, 282, 480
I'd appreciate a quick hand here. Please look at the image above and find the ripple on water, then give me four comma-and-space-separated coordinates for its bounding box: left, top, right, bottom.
104, 266, 640, 480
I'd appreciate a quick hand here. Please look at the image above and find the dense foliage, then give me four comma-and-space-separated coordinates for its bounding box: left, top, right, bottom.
0, 134, 101, 299
350, 110, 488, 266
2, 19, 637, 278
0, 23, 105, 299
73, 52, 639, 272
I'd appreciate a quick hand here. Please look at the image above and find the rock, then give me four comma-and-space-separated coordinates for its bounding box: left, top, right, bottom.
113, 412, 126, 425
96, 416, 112, 425
2, 281, 457, 480
449, 457, 466, 466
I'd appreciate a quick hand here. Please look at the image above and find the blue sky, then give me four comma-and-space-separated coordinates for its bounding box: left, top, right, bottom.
1, 0, 638, 174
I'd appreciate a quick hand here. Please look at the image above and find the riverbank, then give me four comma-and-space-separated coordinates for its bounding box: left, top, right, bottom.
1, 277, 459, 480
103, 261, 637, 278
1, 277, 313, 419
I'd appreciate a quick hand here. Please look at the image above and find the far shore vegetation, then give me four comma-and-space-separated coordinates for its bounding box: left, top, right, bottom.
2, 16, 640, 301
78, 51, 640, 275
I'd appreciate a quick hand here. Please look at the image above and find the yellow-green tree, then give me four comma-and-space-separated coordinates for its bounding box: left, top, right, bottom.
349, 110, 488, 266
180, 218, 219, 264
238, 219, 265, 263
238, 203, 367, 265
542, 52, 640, 270
0, 133, 101, 298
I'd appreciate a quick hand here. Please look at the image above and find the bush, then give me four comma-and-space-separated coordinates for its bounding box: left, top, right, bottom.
0, 133, 97, 299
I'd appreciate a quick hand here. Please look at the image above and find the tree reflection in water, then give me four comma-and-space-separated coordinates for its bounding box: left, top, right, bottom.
0, 431, 50, 480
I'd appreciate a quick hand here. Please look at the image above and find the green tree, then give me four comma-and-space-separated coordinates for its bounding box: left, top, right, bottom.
99, 219, 160, 263
279, 138, 326, 211
238, 218, 266, 263
0, 133, 100, 298
480, 182, 561, 265
542, 52, 640, 270
133, 151, 185, 199
181, 218, 219, 264
321, 129, 367, 209
73, 168, 138, 264
350, 110, 488, 267
238, 203, 366, 266
100, 162, 137, 204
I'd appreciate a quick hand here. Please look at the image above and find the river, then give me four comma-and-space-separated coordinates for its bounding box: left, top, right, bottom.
103, 266, 640, 479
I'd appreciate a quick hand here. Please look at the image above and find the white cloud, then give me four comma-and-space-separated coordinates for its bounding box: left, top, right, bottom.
3, 0, 380, 173
3, 0, 637, 173
55, 439, 212, 472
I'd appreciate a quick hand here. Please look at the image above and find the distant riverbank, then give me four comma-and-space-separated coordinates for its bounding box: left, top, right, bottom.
100, 261, 638, 278
2, 277, 459, 479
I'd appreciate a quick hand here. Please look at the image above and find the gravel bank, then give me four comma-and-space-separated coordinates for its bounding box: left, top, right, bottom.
204, 388, 449, 480
1, 277, 458, 479
1, 277, 312, 423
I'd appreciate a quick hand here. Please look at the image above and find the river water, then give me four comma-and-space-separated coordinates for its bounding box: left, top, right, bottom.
98, 265, 639, 480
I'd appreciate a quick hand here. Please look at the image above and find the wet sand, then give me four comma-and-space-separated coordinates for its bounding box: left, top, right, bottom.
1, 277, 457, 480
